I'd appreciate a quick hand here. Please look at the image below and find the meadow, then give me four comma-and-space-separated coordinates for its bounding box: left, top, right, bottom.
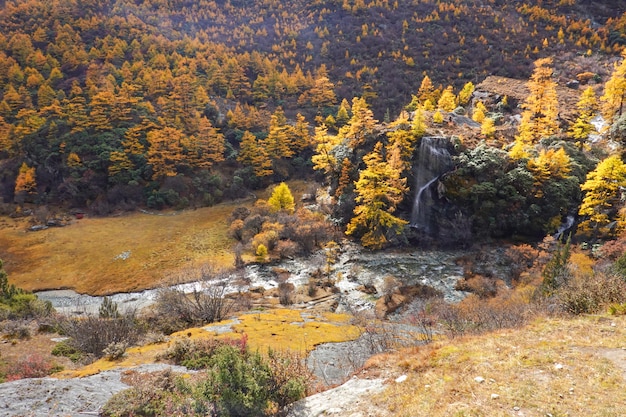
0, 204, 238, 295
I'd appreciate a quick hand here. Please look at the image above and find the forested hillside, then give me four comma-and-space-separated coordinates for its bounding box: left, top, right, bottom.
0, 0, 625, 238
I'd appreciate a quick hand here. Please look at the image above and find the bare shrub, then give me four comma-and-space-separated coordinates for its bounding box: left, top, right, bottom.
154, 266, 238, 330
432, 289, 535, 338
350, 309, 398, 354
557, 272, 626, 315
6, 354, 59, 381
56, 308, 142, 359
275, 239, 300, 259
278, 282, 295, 305
504, 243, 541, 281
2, 320, 31, 340
454, 275, 501, 299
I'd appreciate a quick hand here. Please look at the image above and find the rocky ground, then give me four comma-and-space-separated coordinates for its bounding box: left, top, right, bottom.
0, 364, 189, 417
0, 243, 546, 416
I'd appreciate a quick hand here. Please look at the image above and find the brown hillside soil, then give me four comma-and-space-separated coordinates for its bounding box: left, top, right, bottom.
476, 75, 592, 122
0, 204, 238, 295
360, 314, 626, 417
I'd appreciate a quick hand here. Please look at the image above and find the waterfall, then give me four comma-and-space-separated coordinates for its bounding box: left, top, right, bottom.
554, 215, 575, 240
410, 136, 452, 230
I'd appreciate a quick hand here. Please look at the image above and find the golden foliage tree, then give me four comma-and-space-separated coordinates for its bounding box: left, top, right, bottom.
512, 57, 560, 158
569, 86, 597, 147
291, 113, 311, 153
14, 162, 37, 195
146, 127, 186, 179
346, 142, 408, 249
527, 148, 571, 198
481, 117, 496, 138
237, 130, 273, 177
187, 116, 225, 169
386, 111, 419, 172
578, 154, 626, 234
437, 85, 457, 112
265, 107, 294, 159
600, 50, 626, 122
342, 96, 377, 148
268, 182, 295, 214
458, 81, 475, 106
417, 75, 436, 104
311, 124, 341, 176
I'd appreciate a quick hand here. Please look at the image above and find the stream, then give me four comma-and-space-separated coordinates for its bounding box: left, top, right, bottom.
36, 243, 468, 315
36, 243, 470, 385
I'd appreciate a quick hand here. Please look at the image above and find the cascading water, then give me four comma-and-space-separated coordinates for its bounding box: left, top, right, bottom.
410, 136, 452, 231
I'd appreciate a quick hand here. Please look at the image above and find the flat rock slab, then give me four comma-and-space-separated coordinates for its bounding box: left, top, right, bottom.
0, 364, 186, 417
287, 377, 386, 417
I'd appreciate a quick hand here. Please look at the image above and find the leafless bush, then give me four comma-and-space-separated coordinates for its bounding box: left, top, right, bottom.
557, 272, 626, 315
350, 309, 398, 354
454, 275, 501, 299
431, 290, 534, 338
2, 320, 31, 340
56, 308, 142, 358
154, 266, 238, 329
405, 298, 439, 343
278, 282, 295, 305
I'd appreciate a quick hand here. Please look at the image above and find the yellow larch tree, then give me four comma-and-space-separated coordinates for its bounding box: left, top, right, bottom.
187, 116, 225, 170
527, 148, 571, 198
335, 157, 353, 198
386, 111, 419, 172
458, 81, 475, 106
14, 162, 37, 195
578, 154, 626, 234
265, 107, 294, 160
512, 57, 560, 158
341, 96, 377, 149
472, 101, 487, 124
267, 182, 295, 214
600, 50, 626, 122
311, 124, 341, 176
291, 113, 311, 153
569, 86, 598, 147
346, 142, 408, 249
146, 127, 186, 179
237, 130, 273, 177
437, 85, 457, 112
481, 117, 496, 138
417, 75, 436, 104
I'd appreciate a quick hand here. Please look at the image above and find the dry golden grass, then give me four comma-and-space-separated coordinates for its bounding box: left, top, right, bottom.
370, 314, 626, 417
0, 180, 314, 295
55, 308, 359, 378
0, 204, 237, 294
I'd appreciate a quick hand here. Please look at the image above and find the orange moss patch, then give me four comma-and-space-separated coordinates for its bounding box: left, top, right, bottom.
55, 309, 360, 379
231, 309, 361, 353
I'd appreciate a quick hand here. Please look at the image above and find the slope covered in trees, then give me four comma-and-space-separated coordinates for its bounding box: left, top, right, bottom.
0, 0, 624, 220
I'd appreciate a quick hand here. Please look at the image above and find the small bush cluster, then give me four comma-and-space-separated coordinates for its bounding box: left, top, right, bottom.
229, 200, 334, 262
0, 259, 53, 321
149, 266, 239, 334
4, 354, 62, 381
103, 336, 311, 417
55, 298, 143, 360
556, 272, 626, 315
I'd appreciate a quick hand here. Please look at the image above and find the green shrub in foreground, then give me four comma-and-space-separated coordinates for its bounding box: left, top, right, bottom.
103, 337, 311, 417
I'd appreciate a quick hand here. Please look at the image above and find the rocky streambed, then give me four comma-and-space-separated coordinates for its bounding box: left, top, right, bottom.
37, 242, 468, 315
17, 244, 475, 416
